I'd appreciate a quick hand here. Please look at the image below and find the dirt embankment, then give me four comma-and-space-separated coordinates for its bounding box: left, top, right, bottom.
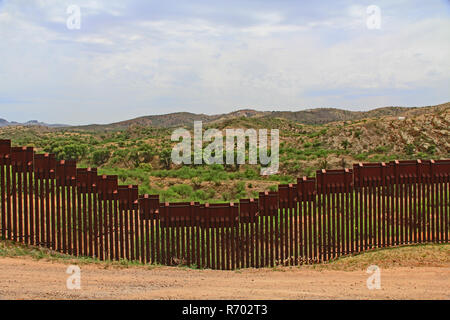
0, 256, 449, 300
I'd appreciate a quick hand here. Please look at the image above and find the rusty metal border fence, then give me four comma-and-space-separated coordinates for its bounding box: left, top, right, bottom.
0, 139, 449, 269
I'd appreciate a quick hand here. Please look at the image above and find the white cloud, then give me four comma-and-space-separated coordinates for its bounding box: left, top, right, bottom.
0, 0, 449, 124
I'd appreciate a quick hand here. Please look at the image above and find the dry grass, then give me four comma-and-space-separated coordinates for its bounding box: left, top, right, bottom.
1, 239, 449, 272
0, 240, 158, 269
308, 243, 450, 271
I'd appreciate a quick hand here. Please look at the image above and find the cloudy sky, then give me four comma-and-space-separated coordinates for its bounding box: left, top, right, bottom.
0, 0, 449, 125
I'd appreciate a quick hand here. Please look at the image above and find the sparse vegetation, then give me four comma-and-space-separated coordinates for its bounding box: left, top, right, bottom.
1, 239, 448, 271
313, 243, 450, 271
0, 102, 448, 203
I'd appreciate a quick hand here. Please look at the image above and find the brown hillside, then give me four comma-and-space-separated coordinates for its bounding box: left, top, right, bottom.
66, 102, 449, 131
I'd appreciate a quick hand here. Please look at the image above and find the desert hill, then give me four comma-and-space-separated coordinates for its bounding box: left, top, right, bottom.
66, 102, 449, 131
0, 101, 448, 203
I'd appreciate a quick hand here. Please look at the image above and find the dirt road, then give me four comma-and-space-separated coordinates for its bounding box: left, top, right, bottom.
0, 256, 449, 300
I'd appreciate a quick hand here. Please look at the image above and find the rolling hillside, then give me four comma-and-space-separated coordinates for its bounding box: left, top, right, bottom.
66, 102, 450, 131
0, 102, 448, 203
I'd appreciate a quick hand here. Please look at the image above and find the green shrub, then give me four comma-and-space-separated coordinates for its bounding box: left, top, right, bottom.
426, 145, 436, 154
222, 192, 232, 201
169, 184, 194, 198
92, 149, 110, 166
269, 185, 278, 192
341, 140, 350, 150
404, 144, 415, 155
355, 153, 369, 161
138, 163, 152, 171
236, 181, 247, 198
374, 145, 389, 153
194, 190, 207, 201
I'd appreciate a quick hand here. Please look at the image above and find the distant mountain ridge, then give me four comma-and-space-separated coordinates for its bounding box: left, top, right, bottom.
3, 102, 448, 130
0, 119, 69, 128
70, 102, 449, 131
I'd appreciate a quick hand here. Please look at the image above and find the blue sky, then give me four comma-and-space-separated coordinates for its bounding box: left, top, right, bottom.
0, 0, 449, 125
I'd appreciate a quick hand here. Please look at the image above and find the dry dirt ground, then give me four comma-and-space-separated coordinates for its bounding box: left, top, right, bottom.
0, 255, 449, 300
